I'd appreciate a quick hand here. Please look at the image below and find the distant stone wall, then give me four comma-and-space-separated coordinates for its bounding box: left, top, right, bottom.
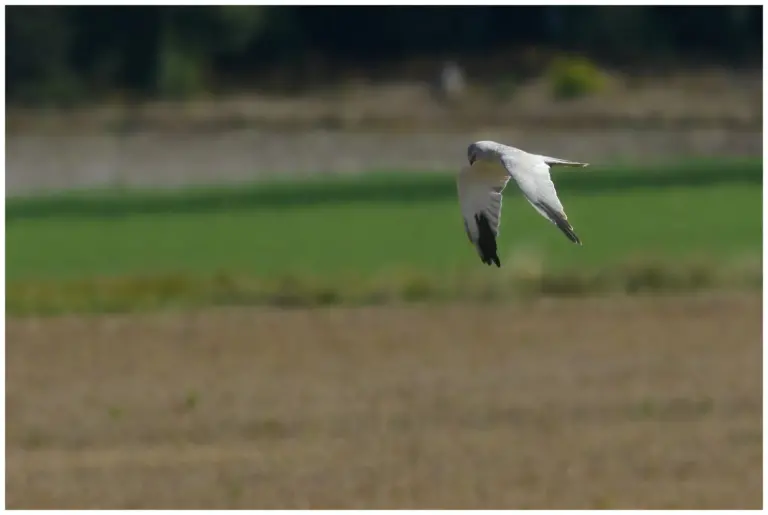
6, 127, 761, 196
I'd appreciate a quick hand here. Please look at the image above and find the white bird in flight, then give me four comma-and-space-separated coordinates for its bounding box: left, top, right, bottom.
457, 140, 588, 267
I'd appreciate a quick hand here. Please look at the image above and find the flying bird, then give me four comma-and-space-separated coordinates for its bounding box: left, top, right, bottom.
457, 140, 587, 267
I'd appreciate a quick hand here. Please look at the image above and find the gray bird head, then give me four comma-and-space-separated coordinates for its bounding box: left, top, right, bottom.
467, 140, 500, 165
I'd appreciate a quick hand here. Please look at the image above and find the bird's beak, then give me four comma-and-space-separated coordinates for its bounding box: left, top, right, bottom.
469, 155, 476, 165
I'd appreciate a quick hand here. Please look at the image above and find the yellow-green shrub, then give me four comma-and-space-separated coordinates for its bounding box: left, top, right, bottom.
548, 56, 607, 100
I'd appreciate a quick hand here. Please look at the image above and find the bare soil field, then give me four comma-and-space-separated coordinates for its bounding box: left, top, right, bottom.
6, 293, 762, 509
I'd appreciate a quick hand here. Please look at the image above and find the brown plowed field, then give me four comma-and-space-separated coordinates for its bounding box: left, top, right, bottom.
6, 293, 762, 508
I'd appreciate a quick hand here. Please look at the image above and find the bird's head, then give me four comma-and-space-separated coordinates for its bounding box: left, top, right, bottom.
467, 140, 499, 165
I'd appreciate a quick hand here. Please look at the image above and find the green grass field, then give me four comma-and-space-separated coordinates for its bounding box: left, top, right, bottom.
6, 159, 762, 314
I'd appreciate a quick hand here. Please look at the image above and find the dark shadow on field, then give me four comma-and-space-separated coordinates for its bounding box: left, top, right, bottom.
6, 159, 761, 222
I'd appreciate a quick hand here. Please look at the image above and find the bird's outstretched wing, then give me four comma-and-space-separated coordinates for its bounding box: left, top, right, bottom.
457, 162, 511, 266
500, 153, 583, 245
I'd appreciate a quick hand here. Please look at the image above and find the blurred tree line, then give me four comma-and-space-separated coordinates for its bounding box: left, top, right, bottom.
6, 5, 762, 105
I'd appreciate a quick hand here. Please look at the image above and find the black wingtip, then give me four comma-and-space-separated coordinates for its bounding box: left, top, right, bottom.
563, 226, 582, 246
557, 220, 581, 245
474, 213, 501, 267
536, 202, 582, 246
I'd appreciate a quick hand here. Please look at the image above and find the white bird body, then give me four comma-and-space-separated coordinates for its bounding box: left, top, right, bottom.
457, 140, 588, 267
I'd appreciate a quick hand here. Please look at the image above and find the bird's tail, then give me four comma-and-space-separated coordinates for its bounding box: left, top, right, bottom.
539, 155, 589, 168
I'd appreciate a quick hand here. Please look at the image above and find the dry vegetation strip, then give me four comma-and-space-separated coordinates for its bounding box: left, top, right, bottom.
6, 293, 762, 509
